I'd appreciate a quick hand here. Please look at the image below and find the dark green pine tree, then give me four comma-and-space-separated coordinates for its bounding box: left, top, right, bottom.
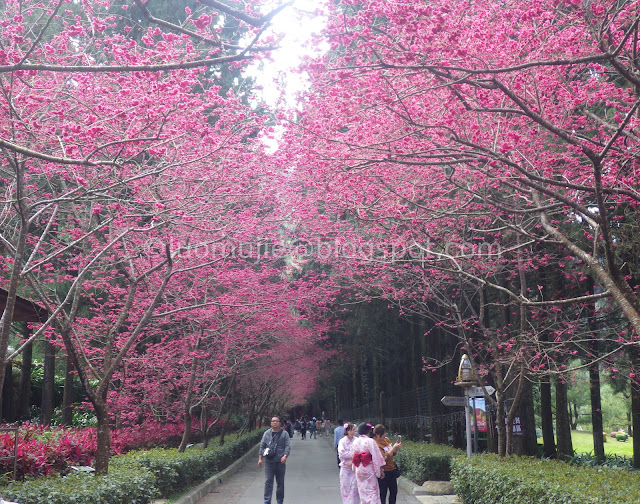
107, 0, 259, 103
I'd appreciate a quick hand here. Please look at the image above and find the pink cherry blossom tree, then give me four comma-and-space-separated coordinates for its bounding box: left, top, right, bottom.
0, 0, 296, 474
272, 0, 640, 456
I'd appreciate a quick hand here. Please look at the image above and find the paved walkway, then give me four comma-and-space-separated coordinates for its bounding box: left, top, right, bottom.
194, 433, 423, 504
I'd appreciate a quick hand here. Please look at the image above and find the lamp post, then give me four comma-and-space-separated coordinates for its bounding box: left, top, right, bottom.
455, 354, 476, 458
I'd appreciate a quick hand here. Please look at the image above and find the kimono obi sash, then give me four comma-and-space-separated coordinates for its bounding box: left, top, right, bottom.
352, 451, 372, 467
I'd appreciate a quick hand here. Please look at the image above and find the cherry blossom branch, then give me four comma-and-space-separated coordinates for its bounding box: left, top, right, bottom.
21, 204, 59, 273
0, 52, 254, 74
198, 0, 294, 28
21, 218, 115, 276
18, 0, 65, 67
7, 224, 152, 362
0, 135, 159, 166
370, 92, 640, 202
407, 241, 612, 308
132, 0, 223, 48
376, 53, 611, 76
451, 138, 606, 217
597, 99, 640, 160
153, 299, 281, 318
532, 190, 640, 334
100, 244, 174, 393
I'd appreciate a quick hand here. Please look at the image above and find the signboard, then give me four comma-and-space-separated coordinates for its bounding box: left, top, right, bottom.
467, 386, 495, 397
512, 416, 524, 436
472, 397, 487, 432
494, 416, 525, 436
441, 396, 467, 407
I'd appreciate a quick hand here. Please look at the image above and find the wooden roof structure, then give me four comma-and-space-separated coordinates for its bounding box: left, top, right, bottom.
0, 288, 49, 322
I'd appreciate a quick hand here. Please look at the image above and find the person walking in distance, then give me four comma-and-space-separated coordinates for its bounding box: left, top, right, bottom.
258, 416, 291, 504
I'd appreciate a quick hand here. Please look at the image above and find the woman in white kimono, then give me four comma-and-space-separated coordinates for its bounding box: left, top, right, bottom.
338, 423, 359, 504
351, 423, 385, 504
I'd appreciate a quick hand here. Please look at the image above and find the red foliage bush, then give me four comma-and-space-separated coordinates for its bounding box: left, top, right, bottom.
111, 421, 185, 452
0, 418, 225, 480
0, 424, 94, 479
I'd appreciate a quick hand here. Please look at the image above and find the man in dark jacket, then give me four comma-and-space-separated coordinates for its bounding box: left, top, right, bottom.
258, 416, 291, 504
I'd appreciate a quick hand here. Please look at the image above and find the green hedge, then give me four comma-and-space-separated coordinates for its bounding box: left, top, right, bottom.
1, 430, 262, 504
0, 460, 157, 504
126, 430, 262, 496
394, 440, 464, 483
452, 453, 640, 504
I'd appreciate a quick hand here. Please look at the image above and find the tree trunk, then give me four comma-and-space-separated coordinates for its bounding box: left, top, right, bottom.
496, 389, 506, 458
178, 408, 193, 452
178, 337, 200, 453
589, 359, 605, 463
372, 353, 380, 415
0, 186, 29, 418
496, 275, 511, 458
94, 402, 111, 475
17, 330, 32, 421
201, 407, 209, 448
511, 261, 537, 456
632, 378, 640, 469
555, 375, 573, 460
352, 363, 358, 413
586, 276, 604, 463
510, 379, 538, 456
570, 403, 579, 430
218, 414, 228, 446
2, 363, 14, 422
40, 338, 56, 426
427, 322, 447, 444
540, 375, 556, 458
61, 356, 74, 426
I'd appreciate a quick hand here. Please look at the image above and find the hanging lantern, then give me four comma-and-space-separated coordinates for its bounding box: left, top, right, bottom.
457, 354, 474, 383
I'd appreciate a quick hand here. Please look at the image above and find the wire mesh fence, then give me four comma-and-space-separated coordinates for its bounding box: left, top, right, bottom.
338, 386, 466, 442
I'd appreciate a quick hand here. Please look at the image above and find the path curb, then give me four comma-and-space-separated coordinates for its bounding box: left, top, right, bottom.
397, 475, 422, 495
172, 443, 259, 504
397, 475, 460, 503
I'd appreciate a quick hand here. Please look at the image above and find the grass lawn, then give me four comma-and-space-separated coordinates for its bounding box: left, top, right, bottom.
570, 430, 634, 458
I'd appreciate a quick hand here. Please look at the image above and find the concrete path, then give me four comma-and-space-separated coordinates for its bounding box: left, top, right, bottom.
194, 433, 423, 504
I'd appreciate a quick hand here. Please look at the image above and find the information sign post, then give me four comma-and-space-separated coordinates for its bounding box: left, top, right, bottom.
440, 393, 472, 458
454, 354, 477, 459
465, 388, 472, 458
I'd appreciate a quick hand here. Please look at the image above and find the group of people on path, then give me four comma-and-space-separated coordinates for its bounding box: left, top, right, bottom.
258, 414, 401, 504
293, 416, 331, 439
335, 421, 402, 504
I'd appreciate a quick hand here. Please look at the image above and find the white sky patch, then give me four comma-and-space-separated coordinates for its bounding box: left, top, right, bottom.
249, 0, 329, 109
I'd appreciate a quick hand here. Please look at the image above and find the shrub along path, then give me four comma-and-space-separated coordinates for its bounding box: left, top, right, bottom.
193, 432, 423, 504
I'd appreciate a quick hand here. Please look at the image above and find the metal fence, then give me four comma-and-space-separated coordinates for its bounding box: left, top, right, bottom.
339, 386, 465, 440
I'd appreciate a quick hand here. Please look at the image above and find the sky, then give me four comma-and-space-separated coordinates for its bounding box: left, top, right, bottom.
249, 0, 329, 108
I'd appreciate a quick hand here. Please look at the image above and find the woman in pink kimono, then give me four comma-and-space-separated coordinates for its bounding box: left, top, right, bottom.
351, 423, 385, 504
338, 423, 359, 504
